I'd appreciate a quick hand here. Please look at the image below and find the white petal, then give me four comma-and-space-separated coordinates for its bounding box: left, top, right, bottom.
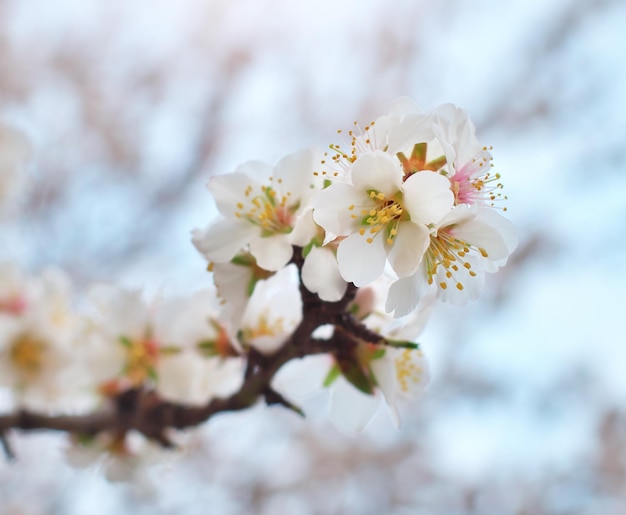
249, 233, 293, 271
301, 246, 347, 302
289, 209, 320, 247
312, 183, 370, 237
328, 377, 380, 433
452, 209, 518, 266
435, 255, 485, 305
385, 270, 430, 318
208, 171, 260, 217
192, 219, 256, 263
272, 354, 332, 400
274, 147, 319, 201
337, 232, 386, 287
370, 355, 400, 427
403, 171, 454, 225
387, 113, 434, 155
393, 349, 430, 401
387, 221, 430, 277
350, 152, 403, 196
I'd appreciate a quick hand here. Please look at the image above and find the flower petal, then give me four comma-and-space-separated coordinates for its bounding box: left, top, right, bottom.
328, 377, 380, 433
385, 271, 430, 318
312, 183, 373, 239
274, 147, 320, 201
249, 233, 293, 271
350, 152, 403, 196
403, 171, 454, 224
387, 221, 429, 278
301, 246, 347, 302
452, 208, 518, 266
192, 219, 256, 263
337, 232, 386, 287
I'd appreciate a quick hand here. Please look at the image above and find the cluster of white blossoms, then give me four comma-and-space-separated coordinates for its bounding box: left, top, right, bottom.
192, 97, 517, 430
0, 99, 516, 474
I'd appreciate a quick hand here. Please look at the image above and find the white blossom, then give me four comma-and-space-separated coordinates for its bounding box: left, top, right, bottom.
192, 147, 322, 272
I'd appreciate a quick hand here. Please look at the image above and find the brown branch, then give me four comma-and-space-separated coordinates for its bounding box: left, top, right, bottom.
0, 247, 367, 458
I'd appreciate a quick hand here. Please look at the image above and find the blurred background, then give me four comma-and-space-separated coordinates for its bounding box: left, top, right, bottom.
1, 0, 625, 513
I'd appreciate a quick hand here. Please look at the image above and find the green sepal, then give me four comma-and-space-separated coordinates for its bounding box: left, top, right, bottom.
197, 340, 217, 356
385, 339, 420, 350
302, 235, 323, 259
231, 254, 254, 267
322, 364, 341, 387
160, 346, 182, 356
339, 360, 375, 395
147, 366, 158, 382
118, 336, 132, 348
370, 347, 386, 360
426, 155, 447, 171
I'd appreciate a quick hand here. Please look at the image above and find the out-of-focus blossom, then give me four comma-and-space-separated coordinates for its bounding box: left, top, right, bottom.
236, 265, 302, 355
0, 265, 91, 412
86, 285, 243, 404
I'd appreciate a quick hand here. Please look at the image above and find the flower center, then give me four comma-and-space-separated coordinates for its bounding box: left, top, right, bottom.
119, 335, 160, 385
450, 148, 507, 210
395, 349, 425, 393
242, 314, 284, 341
10, 333, 47, 378
424, 229, 488, 292
234, 180, 297, 236
349, 190, 406, 246
396, 143, 447, 178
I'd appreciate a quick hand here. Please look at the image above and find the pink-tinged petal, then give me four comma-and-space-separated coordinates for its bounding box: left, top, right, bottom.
385, 270, 430, 318
192, 219, 256, 263
328, 377, 380, 433
337, 232, 386, 287
387, 221, 430, 278
302, 246, 347, 302
249, 233, 293, 271
451, 209, 517, 265
274, 147, 320, 201
208, 171, 261, 217
351, 152, 403, 196
403, 171, 454, 225
312, 183, 372, 236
